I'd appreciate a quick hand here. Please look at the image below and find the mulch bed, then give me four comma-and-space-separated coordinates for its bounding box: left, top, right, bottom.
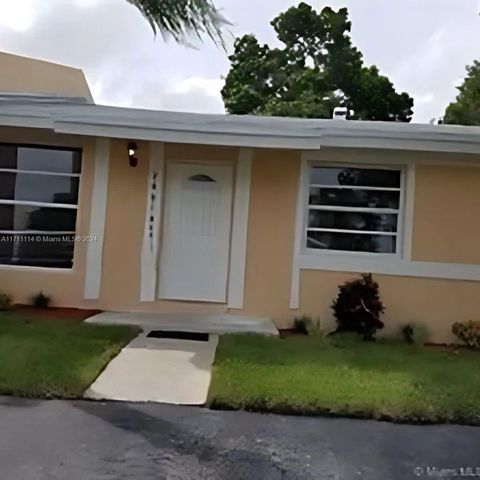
13, 306, 101, 321
278, 329, 308, 339
279, 330, 477, 353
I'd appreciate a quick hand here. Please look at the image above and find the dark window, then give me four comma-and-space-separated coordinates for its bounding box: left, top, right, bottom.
307, 231, 397, 254
306, 166, 402, 255
0, 172, 79, 204
0, 145, 81, 173
0, 144, 81, 268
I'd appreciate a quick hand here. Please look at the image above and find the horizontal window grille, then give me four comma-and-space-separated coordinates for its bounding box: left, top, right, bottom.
0, 144, 82, 268
306, 166, 403, 254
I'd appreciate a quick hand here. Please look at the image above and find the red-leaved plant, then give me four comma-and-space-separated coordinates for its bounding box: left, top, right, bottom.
331, 273, 385, 341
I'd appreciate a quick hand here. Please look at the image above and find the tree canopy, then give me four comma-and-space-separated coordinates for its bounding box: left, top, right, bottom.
221, 3, 413, 121
127, 0, 227, 45
443, 61, 480, 126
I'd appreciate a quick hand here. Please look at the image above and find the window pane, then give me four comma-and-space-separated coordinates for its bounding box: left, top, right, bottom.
0, 205, 77, 231
309, 187, 400, 209
0, 145, 16, 169
308, 210, 398, 233
310, 167, 400, 188
0, 172, 79, 204
0, 233, 74, 268
307, 231, 396, 253
0, 145, 81, 174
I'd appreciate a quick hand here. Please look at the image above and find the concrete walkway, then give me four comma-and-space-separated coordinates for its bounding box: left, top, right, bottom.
86, 311, 278, 336
85, 331, 218, 405
84, 312, 276, 404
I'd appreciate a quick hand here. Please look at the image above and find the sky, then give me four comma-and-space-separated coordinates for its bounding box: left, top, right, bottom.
0, 0, 479, 123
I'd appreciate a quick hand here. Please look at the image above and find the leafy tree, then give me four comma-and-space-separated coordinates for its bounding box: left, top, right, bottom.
222, 3, 413, 121
127, 0, 227, 45
443, 61, 480, 126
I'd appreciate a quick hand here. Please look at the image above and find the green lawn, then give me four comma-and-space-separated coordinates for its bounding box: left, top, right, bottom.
208, 334, 480, 425
0, 312, 139, 398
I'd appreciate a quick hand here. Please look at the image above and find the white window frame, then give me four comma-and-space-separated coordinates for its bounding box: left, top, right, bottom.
302, 161, 406, 259
0, 143, 81, 268
290, 153, 480, 310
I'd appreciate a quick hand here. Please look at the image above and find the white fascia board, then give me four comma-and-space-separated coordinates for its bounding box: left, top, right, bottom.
319, 135, 480, 155
1, 109, 478, 154
53, 121, 480, 154
0, 115, 54, 129
53, 121, 323, 150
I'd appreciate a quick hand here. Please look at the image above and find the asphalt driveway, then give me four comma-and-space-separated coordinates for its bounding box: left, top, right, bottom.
0, 397, 479, 480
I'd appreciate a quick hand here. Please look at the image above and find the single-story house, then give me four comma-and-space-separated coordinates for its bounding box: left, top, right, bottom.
1, 51, 480, 343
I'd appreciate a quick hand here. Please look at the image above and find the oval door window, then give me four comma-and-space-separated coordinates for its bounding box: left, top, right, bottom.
188, 174, 216, 182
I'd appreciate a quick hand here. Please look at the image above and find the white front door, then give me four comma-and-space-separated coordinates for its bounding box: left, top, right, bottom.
158, 162, 234, 302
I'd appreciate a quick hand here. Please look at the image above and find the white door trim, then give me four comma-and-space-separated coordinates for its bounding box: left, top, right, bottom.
84, 138, 110, 300
140, 142, 165, 302
227, 148, 252, 309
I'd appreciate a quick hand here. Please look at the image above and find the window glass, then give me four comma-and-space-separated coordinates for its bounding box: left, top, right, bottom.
306, 165, 402, 254
308, 211, 398, 233
0, 145, 81, 174
307, 231, 397, 254
309, 187, 400, 209
0, 233, 74, 268
0, 205, 77, 231
310, 167, 400, 188
0, 172, 79, 204
0, 144, 81, 268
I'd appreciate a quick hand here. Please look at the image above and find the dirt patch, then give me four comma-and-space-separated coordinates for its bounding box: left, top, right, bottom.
13, 306, 101, 322
278, 329, 307, 339
424, 343, 477, 354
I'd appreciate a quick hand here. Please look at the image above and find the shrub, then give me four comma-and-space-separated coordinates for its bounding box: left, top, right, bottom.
31, 292, 51, 309
401, 323, 427, 346
0, 292, 12, 311
294, 316, 323, 336
293, 316, 311, 335
331, 273, 385, 341
452, 321, 480, 349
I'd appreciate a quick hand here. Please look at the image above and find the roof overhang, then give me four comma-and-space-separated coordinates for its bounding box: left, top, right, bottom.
1, 94, 480, 154
52, 121, 324, 150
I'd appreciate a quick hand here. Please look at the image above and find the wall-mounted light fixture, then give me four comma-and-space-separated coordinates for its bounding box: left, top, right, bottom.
128, 142, 138, 167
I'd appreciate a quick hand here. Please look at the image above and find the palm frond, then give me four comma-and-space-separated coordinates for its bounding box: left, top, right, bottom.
127, 0, 229, 47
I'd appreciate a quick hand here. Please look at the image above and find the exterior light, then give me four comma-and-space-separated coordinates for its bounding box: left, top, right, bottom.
128, 142, 138, 167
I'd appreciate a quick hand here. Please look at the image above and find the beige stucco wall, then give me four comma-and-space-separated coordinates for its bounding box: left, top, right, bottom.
240, 149, 299, 319
412, 164, 480, 263
298, 271, 480, 344
1, 130, 480, 343
239, 147, 480, 344
0, 51, 93, 101
97, 141, 239, 315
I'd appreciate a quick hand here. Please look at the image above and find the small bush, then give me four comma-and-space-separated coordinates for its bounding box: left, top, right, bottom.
452, 321, 480, 349
31, 292, 51, 309
401, 323, 427, 346
293, 316, 311, 335
331, 273, 385, 341
0, 293, 13, 311
293, 316, 323, 336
